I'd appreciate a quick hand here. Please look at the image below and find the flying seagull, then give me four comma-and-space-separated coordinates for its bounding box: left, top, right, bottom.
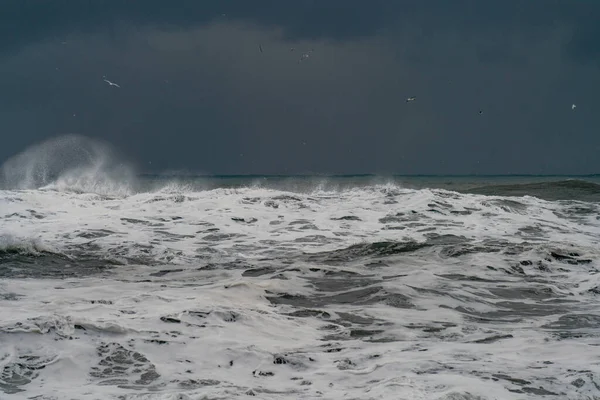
406, 96, 416, 102
298, 49, 314, 63
259, 44, 263, 53
572, 104, 576, 110
103, 77, 120, 88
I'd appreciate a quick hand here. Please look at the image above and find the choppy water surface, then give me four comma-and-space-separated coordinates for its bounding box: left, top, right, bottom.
1, 138, 600, 399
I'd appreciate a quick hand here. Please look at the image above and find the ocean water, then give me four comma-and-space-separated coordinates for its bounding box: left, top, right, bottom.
1, 137, 600, 399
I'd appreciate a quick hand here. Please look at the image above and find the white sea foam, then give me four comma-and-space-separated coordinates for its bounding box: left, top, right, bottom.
1, 182, 599, 399
1, 183, 599, 264
1, 138, 600, 399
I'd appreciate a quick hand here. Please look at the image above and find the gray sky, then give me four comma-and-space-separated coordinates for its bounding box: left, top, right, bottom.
1, 0, 599, 175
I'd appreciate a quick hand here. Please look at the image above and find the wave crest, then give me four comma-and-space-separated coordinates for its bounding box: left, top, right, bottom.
0, 235, 55, 255
0, 134, 137, 196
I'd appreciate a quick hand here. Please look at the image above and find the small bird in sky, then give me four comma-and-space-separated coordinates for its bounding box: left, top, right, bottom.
298, 49, 314, 63
406, 96, 416, 102
259, 44, 263, 53
102, 77, 120, 88
572, 104, 576, 110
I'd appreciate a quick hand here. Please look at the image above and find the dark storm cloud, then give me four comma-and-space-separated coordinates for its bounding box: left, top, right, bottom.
567, 22, 600, 66
1, 1, 599, 175
0, 0, 387, 55
2, 1, 599, 61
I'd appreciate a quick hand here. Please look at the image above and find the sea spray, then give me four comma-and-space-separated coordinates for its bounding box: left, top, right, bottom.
0, 134, 138, 196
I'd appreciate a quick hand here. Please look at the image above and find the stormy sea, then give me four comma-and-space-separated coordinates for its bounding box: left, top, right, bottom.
1, 136, 599, 400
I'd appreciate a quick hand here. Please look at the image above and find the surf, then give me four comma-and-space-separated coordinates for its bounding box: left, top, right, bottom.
0, 134, 137, 197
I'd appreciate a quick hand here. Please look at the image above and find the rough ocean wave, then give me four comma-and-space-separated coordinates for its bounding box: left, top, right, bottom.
1, 136, 599, 399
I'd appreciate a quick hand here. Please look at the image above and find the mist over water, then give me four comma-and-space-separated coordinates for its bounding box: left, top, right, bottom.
0, 134, 137, 196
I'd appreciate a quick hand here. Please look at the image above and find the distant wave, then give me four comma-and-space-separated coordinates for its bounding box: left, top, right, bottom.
2, 135, 600, 202
464, 179, 600, 202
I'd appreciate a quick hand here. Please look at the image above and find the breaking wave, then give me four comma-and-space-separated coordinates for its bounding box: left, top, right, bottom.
0, 235, 54, 256
0, 134, 137, 196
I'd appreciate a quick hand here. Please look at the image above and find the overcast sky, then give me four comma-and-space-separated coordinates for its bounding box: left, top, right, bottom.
1, 0, 599, 175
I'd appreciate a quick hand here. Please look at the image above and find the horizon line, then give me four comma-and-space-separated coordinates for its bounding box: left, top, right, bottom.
137, 173, 600, 178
